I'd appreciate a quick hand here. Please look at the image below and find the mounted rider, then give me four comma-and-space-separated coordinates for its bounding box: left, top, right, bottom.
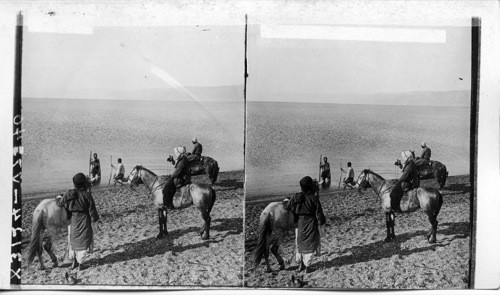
390, 151, 420, 212
187, 137, 203, 163
162, 147, 191, 209
415, 141, 431, 167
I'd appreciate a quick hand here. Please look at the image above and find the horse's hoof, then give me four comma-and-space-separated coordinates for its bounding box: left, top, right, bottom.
279, 264, 286, 271
428, 237, 437, 244
384, 236, 395, 242
53, 262, 59, 268
156, 233, 165, 239
201, 234, 209, 240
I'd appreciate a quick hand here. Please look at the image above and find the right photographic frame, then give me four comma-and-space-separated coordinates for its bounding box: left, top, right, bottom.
244, 20, 477, 289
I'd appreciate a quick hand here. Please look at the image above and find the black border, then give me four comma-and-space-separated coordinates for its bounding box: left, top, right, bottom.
469, 17, 480, 289
11, 11, 23, 285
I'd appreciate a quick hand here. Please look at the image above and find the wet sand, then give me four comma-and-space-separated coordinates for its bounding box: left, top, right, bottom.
21, 170, 244, 287
245, 175, 471, 289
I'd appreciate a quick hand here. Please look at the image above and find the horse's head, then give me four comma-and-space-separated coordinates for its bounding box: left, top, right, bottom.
355, 169, 372, 194
128, 165, 144, 188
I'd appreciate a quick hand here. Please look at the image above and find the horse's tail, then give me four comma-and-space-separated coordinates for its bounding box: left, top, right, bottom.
27, 208, 45, 265
435, 190, 443, 217
208, 187, 216, 213
210, 160, 220, 184
437, 162, 448, 188
254, 211, 272, 267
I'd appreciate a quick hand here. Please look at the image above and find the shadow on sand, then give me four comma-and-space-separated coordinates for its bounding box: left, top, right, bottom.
441, 182, 471, 197
213, 178, 244, 192
314, 221, 470, 270
87, 217, 242, 267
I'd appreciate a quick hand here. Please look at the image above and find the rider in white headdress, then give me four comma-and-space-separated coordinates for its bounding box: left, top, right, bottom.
162, 147, 190, 209
390, 151, 420, 212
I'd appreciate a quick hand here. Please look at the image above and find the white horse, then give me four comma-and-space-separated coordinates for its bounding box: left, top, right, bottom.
27, 198, 70, 270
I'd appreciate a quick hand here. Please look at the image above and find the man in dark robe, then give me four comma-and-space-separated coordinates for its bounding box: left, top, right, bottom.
283, 176, 326, 273
186, 137, 203, 162
390, 151, 420, 212
162, 147, 191, 209
56, 173, 100, 270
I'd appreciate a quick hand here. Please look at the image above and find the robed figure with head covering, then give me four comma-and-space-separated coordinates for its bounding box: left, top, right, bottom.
187, 137, 203, 163
162, 147, 191, 209
283, 176, 326, 273
56, 172, 100, 270
415, 141, 432, 167
390, 151, 420, 212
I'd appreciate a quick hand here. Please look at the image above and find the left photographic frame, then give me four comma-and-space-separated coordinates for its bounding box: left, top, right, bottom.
16, 20, 245, 287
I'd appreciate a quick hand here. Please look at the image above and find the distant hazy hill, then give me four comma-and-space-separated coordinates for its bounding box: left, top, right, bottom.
24, 85, 244, 102
254, 90, 470, 107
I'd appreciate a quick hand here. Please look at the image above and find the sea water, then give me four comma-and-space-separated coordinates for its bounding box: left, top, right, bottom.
22, 98, 244, 193
246, 101, 470, 199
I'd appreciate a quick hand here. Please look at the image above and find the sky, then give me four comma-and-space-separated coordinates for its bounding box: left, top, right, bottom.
22, 25, 245, 100
247, 25, 472, 105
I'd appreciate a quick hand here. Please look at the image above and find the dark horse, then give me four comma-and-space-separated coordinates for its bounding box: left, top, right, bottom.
356, 169, 443, 243
395, 151, 448, 188
254, 179, 320, 272
128, 165, 216, 239
167, 154, 220, 185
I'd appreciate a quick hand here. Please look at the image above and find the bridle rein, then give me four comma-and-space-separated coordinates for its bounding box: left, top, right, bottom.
130, 167, 166, 197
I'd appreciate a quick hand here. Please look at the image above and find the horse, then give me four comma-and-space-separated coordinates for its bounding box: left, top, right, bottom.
167, 154, 220, 184
355, 169, 443, 243
395, 151, 448, 188
27, 198, 70, 270
127, 165, 216, 240
254, 179, 320, 273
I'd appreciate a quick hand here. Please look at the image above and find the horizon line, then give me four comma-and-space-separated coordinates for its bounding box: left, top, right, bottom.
248, 100, 470, 108
22, 96, 244, 103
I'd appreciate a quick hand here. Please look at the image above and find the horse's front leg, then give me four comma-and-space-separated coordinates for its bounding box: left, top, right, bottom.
157, 208, 167, 239
163, 208, 169, 236
384, 211, 396, 242
389, 211, 396, 239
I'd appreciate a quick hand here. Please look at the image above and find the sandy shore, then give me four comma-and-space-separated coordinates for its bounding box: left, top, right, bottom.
245, 175, 471, 289
21, 170, 244, 287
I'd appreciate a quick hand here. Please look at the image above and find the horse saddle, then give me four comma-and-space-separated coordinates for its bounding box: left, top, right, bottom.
188, 157, 208, 174
399, 189, 420, 213
174, 177, 191, 188
417, 161, 434, 178
172, 184, 194, 208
